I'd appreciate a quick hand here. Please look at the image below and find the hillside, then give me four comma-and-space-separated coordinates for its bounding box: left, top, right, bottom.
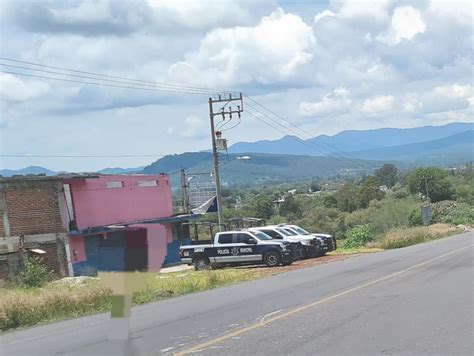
0, 166, 56, 177
351, 130, 474, 163
141, 152, 381, 186
229, 122, 473, 159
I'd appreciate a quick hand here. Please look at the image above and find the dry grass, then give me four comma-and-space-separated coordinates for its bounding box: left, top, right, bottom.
0, 269, 268, 332
375, 224, 462, 250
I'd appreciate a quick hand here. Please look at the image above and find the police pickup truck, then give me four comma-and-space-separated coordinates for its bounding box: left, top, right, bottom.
282, 224, 337, 253
180, 230, 294, 270
249, 226, 322, 259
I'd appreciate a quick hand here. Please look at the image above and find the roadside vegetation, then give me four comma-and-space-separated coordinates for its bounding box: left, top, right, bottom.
217, 163, 473, 249
0, 269, 269, 332
1, 164, 471, 332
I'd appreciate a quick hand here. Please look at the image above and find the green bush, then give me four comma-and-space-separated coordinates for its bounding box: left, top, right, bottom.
344, 225, 373, 248
408, 208, 423, 226
432, 201, 474, 225
21, 257, 52, 288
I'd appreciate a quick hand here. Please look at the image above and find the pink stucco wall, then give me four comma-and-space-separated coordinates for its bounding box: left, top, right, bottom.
69, 236, 86, 263
65, 175, 173, 230
134, 223, 169, 271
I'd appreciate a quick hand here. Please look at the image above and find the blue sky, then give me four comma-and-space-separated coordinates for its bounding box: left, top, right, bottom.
0, 0, 472, 171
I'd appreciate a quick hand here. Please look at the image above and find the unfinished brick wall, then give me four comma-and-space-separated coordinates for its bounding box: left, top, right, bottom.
0, 217, 5, 237
1, 179, 65, 236
30, 241, 65, 277
0, 258, 9, 280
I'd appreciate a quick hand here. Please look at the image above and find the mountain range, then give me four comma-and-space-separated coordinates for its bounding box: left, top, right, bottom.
229, 122, 473, 159
2, 122, 472, 184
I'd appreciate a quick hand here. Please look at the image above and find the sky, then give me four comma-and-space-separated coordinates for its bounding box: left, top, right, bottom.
0, 0, 472, 172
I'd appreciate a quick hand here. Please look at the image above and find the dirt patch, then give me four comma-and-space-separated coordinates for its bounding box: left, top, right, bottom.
428, 223, 462, 235
236, 253, 365, 274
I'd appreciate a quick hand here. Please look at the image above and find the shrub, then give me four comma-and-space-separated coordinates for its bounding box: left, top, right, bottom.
408, 208, 423, 226
344, 225, 373, 248
432, 200, 474, 225
21, 257, 52, 288
376, 225, 459, 249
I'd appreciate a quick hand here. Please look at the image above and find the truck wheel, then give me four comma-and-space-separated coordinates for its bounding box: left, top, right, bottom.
264, 251, 281, 267
194, 257, 211, 271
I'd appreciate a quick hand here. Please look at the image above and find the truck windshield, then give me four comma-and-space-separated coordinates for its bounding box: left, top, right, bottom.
252, 231, 273, 241
275, 228, 291, 236
283, 228, 297, 236
292, 226, 310, 235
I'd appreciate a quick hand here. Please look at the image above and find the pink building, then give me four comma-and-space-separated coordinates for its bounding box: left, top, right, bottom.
63, 174, 195, 276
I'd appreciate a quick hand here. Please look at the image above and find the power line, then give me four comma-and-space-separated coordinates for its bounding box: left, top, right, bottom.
1, 154, 165, 158
244, 95, 374, 168
0, 57, 237, 94
0, 57, 237, 95
245, 106, 370, 170
1, 63, 220, 95
244, 105, 364, 168
0, 70, 221, 96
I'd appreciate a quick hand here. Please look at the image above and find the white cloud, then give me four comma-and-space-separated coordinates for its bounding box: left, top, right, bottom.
468, 97, 474, 111
433, 84, 472, 99
168, 9, 316, 87
180, 116, 208, 139
402, 93, 423, 113
332, 0, 392, 21
378, 6, 426, 45
1, 0, 473, 171
298, 87, 352, 117
0, 73, 50, 102
361, 95, 395, 113
314, 10, 336, 24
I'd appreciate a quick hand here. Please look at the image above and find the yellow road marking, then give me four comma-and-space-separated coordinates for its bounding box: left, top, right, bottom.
175, 244, 472, 355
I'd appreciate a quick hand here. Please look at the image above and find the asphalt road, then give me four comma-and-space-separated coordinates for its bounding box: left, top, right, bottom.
1, 232, 473, 356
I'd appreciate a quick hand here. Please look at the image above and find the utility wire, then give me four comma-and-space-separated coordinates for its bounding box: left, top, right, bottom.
0, 57, 237, 95
245, 102, 371, 169
245, 107, 368, 169
0, 70, 222, 96
244, 95, 374, 168
1, 154, 165, 158
1, 63, 221, 95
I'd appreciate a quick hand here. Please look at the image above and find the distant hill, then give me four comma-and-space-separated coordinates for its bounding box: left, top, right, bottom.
229, 122, 473, 157
1, 165, 144, 177
0, 166, 56, 177
97, 166, 144, 174
141, 152, 381, 186
351, 130, 474, 163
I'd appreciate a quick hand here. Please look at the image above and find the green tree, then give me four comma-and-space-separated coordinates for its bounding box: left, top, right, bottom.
336, 183, 358, 212
407, 167, 454, 203
279, 194, 303, 219
251, 195, 274, 220
310, 181, 321, 192
322, 195, 338, 208
375, 164, 398, 188
357, 176, 385, 209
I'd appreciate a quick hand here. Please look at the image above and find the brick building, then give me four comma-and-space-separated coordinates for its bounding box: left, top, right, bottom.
0, 175, 75, 281
0, 173, 198, 281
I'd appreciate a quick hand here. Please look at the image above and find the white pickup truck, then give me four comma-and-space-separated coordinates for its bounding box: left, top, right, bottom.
179, 230, 294, 270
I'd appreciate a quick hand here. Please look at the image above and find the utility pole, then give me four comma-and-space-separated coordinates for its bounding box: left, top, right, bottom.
180, 168, 189, 214
423, 175, 431, 203
208, 93, 243, 229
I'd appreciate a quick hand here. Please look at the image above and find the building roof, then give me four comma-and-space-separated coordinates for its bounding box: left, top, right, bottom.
0, 173, 100, 182
68, 214, 201, 237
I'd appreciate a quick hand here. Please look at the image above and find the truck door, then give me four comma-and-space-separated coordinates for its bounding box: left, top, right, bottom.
214, 233, 261, 263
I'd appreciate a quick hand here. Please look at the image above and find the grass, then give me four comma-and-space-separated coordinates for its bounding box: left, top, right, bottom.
0, 224, 463, 332
328, 246, 383, 255
375, 224, 462, 249
0, 268, 269, 332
